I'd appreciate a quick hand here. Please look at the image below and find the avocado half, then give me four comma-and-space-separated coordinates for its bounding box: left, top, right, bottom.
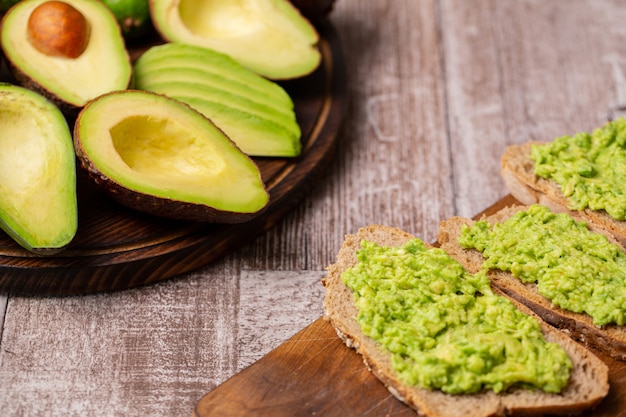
0, 0, 132, 115
74, 90, 270, 223
0, 83, 78, 254
149, 0, 321, 79
133, 43, 302, 157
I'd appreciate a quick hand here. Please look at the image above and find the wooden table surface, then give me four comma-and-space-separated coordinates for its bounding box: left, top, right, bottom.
2, 1, 626, 416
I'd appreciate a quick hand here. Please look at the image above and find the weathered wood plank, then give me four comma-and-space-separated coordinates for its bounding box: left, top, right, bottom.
442, 0, 626, 216
439, 0, 510, 217
0, 265, 325, 416
0, 264, 240, 416
237, 270, 325, 370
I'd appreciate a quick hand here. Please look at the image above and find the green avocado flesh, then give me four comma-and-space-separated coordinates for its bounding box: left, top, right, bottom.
0, 0, 132, 108
74, 90, 269, 219
342, 238, 572, 395
133, 43, 293, 105
149, 0, 321, 79
460, 204, 626, 326
0, 84, 77, 253
133, 43, 301, 157
531, 118, 626, 220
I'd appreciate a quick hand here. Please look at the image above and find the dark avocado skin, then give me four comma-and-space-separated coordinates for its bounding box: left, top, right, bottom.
73, 140, 268, 224
79, 156, 267, 223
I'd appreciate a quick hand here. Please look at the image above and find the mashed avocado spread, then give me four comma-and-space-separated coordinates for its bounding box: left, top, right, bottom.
460, 204, 626, 326
341, 238, 572, 395
531, 117, 626, 220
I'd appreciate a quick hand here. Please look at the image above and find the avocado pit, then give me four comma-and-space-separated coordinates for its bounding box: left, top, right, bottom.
27, 0, 90, 59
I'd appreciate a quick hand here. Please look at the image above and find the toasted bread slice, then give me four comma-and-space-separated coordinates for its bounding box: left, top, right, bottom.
501, 142, 626, 248
438, 205, 626, 362
323, 224, 609, 417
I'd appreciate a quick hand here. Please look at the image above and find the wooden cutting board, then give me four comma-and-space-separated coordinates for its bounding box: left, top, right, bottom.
192, 195, 626, 417
0, 20, 347, 296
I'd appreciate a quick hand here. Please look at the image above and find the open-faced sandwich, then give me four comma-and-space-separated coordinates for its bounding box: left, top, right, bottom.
501, 118, 626, 248
439, 204, 626, 362
323, 224, 609, 417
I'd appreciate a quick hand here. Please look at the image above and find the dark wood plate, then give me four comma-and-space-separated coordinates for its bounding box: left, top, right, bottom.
192, 195, 626, 417
0, 20, 347, 296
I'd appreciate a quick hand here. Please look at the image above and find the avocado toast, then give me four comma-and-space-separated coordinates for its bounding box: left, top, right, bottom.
439, 204, 626, 363
323, 224, 608, 417
501, 118, 626, 249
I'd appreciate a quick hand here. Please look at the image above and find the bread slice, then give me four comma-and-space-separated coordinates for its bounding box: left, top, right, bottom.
501, 142, 626, 248
438, 204, 626, 362
323, 224, 609, 417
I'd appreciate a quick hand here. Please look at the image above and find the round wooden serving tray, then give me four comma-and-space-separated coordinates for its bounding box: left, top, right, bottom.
0, 20, 347, 296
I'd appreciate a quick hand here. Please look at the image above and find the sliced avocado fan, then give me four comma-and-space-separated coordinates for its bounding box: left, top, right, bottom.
133, 43, 302, 157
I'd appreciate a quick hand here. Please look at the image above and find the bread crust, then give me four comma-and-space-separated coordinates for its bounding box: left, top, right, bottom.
323, 224, 609, 417
501, 142, 626, 248
438, 206, 626, 363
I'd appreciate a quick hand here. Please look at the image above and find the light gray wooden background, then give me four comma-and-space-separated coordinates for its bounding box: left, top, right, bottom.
2, 0, 626, 416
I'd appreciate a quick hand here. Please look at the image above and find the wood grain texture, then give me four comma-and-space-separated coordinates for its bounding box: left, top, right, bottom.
0, 267, 324, 416
2, 1, 626, 416
194, 318, 626, 417
194, 318, 416, 417
441, 0, 626, 217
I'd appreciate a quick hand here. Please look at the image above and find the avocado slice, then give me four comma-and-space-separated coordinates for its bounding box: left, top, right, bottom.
74, 90, 270, 223
133, 43, 301, 157
0, 84, 78, 253
139, 81, 300, 134
172, 97, 301, 157
134, 67, 294, 112
0, 0, 132, 115
132, 42, 294, 105
149, 0, 321, 79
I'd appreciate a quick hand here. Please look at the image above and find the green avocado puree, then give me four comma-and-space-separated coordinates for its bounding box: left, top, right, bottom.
341, 238, 572, 395
531, 117, 626, 220
459, 204, 626, 326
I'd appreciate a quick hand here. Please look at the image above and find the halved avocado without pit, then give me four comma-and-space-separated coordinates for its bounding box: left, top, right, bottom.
0, 84, 78, 254
149, 0, 321, 79
73, 90, 270, 223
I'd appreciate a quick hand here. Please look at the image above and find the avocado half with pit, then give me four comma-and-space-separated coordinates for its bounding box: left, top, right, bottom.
133, 43, 302, 157
0, 0, 132, 115
0, 83, 78, 254
149, 0, 321, 79
74, 90, 270, 223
